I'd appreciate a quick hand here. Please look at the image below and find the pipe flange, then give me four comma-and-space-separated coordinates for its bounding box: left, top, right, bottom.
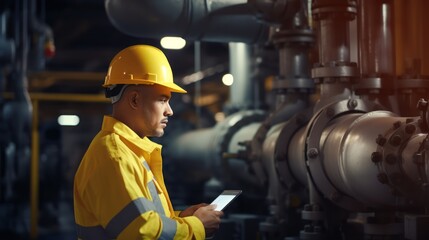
272, 28, 315, 46
305, 98, 383, 211
312, 0, 357, 21
272, 76, 315, 92
212, 110, 266, 180
373, 117, 424, 203
354, 76, 395, 91
275, 109, 312, 189
311, 63, 359, 79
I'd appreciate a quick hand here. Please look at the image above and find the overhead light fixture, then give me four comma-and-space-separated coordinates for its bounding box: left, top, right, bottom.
160, 36, 186, 50
222, 73, 234, 86
57, 115, 80, 126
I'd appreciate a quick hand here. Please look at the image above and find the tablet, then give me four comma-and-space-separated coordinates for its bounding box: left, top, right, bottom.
210, 190, 242, 211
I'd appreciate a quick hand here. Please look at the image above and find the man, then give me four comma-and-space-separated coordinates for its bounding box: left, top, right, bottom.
74, 45, 223, 239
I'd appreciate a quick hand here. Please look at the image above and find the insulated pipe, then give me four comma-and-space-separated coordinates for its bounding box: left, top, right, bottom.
105, 0, 269, 43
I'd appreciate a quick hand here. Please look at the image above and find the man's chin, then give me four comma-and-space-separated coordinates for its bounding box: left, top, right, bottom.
146, 128, 165, 138
153, 130, 165, 138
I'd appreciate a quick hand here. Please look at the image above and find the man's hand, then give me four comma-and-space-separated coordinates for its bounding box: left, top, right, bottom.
193, 204, 224, 236
179, 203, 208, 217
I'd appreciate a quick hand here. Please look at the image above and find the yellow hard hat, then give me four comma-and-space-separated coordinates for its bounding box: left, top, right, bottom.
103, 45, 187, 93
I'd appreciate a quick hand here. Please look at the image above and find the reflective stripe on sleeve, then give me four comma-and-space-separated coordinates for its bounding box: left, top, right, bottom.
159, 215, 178, 240
76, 197, 157, 239
105, 197, 157, 238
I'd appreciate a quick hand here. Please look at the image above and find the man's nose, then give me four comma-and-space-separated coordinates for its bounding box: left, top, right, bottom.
165, 103, 173, 116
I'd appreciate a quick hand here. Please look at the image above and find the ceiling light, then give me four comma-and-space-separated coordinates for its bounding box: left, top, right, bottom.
160, 36, 186, 50
222, 73, 234, 86
58, 115, 80, 126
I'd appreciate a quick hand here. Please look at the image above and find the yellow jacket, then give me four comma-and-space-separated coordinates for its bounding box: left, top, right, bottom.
74, 116, 205, 239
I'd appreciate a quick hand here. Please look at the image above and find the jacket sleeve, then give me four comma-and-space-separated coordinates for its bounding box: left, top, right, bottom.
80, 140, 205, 240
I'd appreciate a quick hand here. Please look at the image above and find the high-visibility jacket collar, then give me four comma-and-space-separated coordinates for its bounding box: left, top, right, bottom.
101, 115, 162, 155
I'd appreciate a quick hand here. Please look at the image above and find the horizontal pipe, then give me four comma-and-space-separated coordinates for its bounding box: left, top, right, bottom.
105, 0, 269, 43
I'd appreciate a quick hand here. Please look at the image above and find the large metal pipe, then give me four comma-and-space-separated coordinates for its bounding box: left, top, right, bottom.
285, 99, 427, 210
105, 0, 269, 43
171, 110, 265, 187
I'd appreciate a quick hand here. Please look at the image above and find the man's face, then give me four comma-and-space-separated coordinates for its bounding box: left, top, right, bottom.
134, 85, 173, 138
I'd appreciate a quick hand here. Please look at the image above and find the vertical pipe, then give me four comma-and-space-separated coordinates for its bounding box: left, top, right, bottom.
228, 42, 254, 112
396, 0, 429, 77
311, 0, 357, 111
314, 2, 351, 64
30, 99, 39, 239
394, 0, 429, 116
358, 0, 395, 77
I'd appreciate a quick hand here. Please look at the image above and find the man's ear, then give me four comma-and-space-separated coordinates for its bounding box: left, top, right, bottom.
127, 90, 139, 109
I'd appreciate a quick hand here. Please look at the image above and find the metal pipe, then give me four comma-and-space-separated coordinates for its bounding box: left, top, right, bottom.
358, 0, 395, 77
105, 0, 269, 43
286, 103, 428, 210
227, 42, 256, 112
311, 0, 359, 112
312, 0, 354, 64
394, 0, 429, 116
170, 110, 266, 187
171, 128, 215, 175
395, 0, 429, 77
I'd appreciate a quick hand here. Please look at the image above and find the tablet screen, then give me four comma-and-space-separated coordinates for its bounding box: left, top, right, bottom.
210, 190, 242, 211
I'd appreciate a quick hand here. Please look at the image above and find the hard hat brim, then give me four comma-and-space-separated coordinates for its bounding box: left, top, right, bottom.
102, 79, 187, 93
